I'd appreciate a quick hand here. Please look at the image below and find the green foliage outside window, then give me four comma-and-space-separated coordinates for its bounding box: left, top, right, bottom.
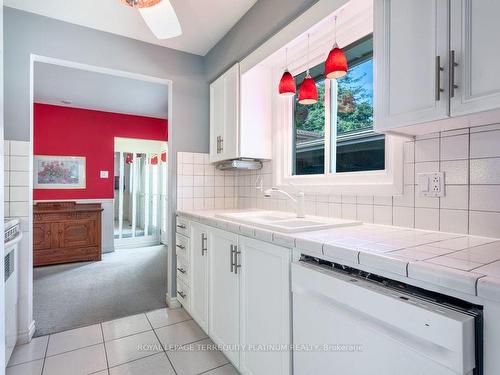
294, 59, 373, 135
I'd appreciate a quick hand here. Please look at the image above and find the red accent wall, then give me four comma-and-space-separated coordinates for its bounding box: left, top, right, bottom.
34, 103, 167, 200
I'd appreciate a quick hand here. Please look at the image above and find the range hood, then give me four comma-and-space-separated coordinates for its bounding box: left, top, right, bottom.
215, 159, 262, 171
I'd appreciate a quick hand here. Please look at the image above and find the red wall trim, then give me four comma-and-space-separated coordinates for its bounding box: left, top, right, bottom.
33, 103, 167, 200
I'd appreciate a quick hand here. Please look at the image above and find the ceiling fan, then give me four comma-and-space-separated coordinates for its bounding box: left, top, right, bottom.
121, 0, 182, 40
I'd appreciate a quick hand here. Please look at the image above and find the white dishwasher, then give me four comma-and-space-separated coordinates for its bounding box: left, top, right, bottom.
292, 257, 482, 375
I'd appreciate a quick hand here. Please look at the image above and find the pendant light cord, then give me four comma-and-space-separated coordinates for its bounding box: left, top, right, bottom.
306, 33, 310, 76
334, 15, 338, 47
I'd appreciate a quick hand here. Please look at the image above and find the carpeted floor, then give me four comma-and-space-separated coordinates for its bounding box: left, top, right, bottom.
33, 245, 168, 337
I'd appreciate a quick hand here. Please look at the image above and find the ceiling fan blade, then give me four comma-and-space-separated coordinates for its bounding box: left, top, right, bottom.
139, 0, 182, 40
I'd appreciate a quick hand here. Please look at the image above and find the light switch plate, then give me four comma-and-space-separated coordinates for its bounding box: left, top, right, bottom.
100, 171, 109, 179
417, 172, 445, 197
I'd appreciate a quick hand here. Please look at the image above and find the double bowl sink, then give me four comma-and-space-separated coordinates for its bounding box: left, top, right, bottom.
215, 211, 360, 233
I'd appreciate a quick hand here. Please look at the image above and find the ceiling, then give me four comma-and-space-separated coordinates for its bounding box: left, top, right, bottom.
4, 0, 257, 56
34, 62, 169, 119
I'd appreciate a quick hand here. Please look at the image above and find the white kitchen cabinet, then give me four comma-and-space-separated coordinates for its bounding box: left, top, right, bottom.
375, 0, 500, 135
239, 236, 291, 375
209, 63, 272, 163
208, 227, 240, 367
374, 0, 450, 132
450, 0, 500, 117
190, 222, 209, 332
210, 63, 239, 163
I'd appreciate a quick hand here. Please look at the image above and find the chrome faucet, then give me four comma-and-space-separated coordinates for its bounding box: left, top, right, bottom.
263, 187, 305, 218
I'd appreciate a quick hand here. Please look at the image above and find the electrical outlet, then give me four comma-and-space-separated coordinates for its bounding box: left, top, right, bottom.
417, 172, 445, 197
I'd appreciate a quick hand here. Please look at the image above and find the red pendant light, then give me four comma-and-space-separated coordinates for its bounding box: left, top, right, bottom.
150, 154, 158, 165
325, 16, 348, 79
278, 49, 296, 96
298, 34, 318, 105
161, 151, 167, 163
298, 74, 318, 105
125, 153, 134, 164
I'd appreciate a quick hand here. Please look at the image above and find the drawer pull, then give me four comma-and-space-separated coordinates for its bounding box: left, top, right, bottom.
177, 290, 186, 299
176, 244, 186, 250
177, 267, 187, 274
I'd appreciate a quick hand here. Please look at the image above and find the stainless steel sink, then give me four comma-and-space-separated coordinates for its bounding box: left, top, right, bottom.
215, 211, 360, 233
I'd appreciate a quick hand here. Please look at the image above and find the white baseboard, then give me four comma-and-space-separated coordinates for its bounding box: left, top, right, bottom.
166, 293, 181, 308
17, 320, 36, 345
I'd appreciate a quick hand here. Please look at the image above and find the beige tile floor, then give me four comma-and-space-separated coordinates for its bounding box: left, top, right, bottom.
6, 308, 239, 375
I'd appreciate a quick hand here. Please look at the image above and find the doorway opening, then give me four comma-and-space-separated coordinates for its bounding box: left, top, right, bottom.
26, 58, 172, 337
113, 138, 168, 249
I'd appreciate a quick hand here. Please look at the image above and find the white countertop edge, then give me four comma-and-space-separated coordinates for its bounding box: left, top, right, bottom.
176, 209, 496, 303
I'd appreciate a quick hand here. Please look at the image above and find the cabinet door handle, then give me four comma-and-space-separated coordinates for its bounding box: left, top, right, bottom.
177, 224, 186, 229
449, 50, 458, 98
220, 136, 224, 153
176, 244, 185, 250
201, 233, 207, 256
177, 267, 186, 274
230, 244, 235, 273
177, 290, 186, 299
234, 246, 241, 274
435, 55, 444, 101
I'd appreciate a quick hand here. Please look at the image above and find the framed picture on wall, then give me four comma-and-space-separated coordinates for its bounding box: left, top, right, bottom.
34, 155, 86, 189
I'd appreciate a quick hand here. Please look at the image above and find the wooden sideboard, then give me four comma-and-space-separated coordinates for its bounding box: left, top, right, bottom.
33, 202, 103, 266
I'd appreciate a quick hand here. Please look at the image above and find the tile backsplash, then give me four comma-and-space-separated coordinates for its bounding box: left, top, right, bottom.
177, 152, 237, 210
178, 124, 500, 238
4, 140, 30, 233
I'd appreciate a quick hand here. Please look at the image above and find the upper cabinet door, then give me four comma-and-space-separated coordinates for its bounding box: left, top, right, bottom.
450, 0, 500, 117
374, 0, 449, 132
209, 63, 240, 163
222, 63, 240, 161
210, 77, 225, 163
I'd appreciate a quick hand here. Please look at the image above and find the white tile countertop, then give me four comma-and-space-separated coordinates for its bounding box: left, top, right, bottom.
177, 209, 500, 303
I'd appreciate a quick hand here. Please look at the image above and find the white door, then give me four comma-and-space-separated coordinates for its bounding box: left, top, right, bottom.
450, 0, 500, 117
190, 222, 209, 332
208, 228, 240, 367
239, 237, 291, 375
221, 63, 239, 161
374, 0, 449, 132
210, 77, 225, 163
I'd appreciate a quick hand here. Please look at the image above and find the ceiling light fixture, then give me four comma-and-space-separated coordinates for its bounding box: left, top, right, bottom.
121, 0, 161, 8
121, 0, 182, 40
278, 48, 296, 96
325, 15, 348, 79
298, 34, 318, 105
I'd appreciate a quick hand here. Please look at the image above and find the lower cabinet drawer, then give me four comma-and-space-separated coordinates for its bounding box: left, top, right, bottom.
176, 234, 190, 261
176, 278, 190, 312
176, 216, 190, 237
176, 257, 190, 285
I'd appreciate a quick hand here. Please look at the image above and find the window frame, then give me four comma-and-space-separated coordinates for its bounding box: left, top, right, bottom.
272, 35, 404, 196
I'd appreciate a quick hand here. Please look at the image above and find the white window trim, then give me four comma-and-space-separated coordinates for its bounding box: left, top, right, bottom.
271, 32, 405, 197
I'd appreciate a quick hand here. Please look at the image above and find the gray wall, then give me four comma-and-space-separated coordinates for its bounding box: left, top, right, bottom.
4, 7, 208, 152
3, 6, 209, 303
204, 0, 319, 82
